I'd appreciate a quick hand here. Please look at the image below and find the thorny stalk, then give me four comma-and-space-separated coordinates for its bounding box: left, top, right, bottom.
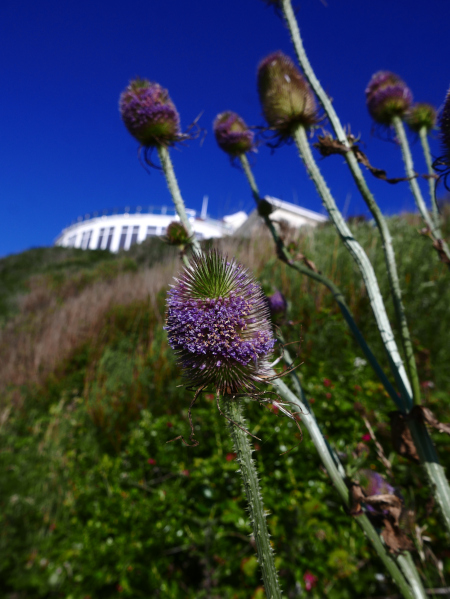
392, 116, 450, 266
223, 396, 282, 599
157, 145, 202, 255
278, 0, 422, 403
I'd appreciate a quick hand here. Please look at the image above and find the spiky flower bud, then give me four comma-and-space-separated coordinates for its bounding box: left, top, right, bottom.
165, 251, 274, 393
119, 78, 180, 147
406, 103, 437, 133
214, 111, 255, 156
257, 51, 318, 138
164, 221, 193, 248
361, 470, 395, 497
365, 71, 412, 125
267, 290, 287, 321
439, 87, 450, 166
360, 469, 396, 515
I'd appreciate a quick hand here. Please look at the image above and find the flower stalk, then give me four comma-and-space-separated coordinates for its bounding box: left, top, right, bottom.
292, 124, 413, 408
271, 377, 422, 599
276, 0, 422, 405
259, 0, 450, 536
156, 145, 201, 255
292, 123, 450, 536
219, 150, 424, 595
418, 126, 440, 229
392, 116, 450, 266
224, 396, 282, 599
238, 153, 401, 410
236, 154, 426, 596
165, 251, 282, 596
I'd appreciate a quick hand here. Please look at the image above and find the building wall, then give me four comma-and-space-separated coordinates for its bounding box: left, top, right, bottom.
235, 196, 327, 237
55, 200, 326, 252
55, 211, 233, 252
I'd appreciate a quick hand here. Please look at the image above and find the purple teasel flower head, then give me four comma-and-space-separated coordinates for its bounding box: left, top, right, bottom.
257, 51, 318, 140
405, 102, 437, 134
365, 71, 413, 125
432, 88, 450, 187
163, 221, 193, 250
267, 290, 287, 321
360, 469, 396, 515
119, 78, 181, 147
165, 250, 275, 394
213, 111, 255, 157
438, 87, 450, 169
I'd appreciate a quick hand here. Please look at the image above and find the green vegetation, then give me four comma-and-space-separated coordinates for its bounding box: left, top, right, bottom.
1, 215, 449, 598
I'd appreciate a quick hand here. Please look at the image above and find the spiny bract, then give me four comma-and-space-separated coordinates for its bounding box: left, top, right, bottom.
119, 78, 180, 147
365, 71, 412, 125
165, 251, 274, 394
213, 111, 255, 157
257, 51, 318, 139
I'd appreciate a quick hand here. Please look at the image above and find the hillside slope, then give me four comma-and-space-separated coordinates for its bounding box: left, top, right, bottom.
1, 217, 449, 598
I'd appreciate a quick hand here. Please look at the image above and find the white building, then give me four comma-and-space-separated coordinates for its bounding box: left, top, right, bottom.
54, 197, 325, 252
55, 205, 247, 253
235, 196, 327, 236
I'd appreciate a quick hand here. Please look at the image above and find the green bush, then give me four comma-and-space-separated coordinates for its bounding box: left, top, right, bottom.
1, 217, 449, 597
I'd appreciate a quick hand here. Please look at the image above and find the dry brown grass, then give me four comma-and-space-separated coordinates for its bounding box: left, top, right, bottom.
0, 233, 281, 396
0, 225, 362, 400
0, 258, 179, 394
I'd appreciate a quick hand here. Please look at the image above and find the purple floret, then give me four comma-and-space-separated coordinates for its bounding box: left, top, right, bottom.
364, 471, 395, 497
440, 88, 450, 164
365, 71, 412, 125
214, 112, 254, 156
165, 251, 274, 393
119, 79, 180, 146
167, 294, 273, 365
267, 290, 287, 319
361, 470, 396, 516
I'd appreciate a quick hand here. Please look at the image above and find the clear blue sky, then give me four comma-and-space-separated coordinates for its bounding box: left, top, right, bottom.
1, 0, 449, 257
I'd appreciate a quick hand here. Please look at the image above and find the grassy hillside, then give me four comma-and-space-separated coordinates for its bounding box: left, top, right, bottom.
1, 217, 449, 598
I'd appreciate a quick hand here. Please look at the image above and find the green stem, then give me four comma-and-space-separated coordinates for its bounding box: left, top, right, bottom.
396, 553, 427, 599
271, 377, 420, 599
419, 126, 440, 229
392, 117, 450, 266
238, 154, 402, 410
345, 152, 421, 406
238, 155, 424, 595
292, 125, 450, 535
279, 0, 421, 404
280, 0, 348, 146
292, 125, 412, 409
408, 418, 450, 534
156, 145, 202, 255
223, 397, 282, 599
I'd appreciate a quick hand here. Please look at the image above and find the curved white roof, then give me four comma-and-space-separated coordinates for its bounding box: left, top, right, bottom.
55, 206, 241, 252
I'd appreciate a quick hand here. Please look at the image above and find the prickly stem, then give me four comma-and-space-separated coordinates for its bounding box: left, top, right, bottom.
223, 396, 282, 599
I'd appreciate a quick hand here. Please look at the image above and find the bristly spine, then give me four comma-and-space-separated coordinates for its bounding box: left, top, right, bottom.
165, 250, 275, 394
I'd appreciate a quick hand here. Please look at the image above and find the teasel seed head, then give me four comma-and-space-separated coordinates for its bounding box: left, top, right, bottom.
119, 78, 180, 147
257, 51, 318, 139
360, 469, 396, 515
214, 111, 255, 156
360, 469, 395, 497
163, 221, 193, 250
406, 103, 437, 133
165, 250, 274, 394
365, 71, 412, 125
438, 87, 450, 167
267, 290, 287, 322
